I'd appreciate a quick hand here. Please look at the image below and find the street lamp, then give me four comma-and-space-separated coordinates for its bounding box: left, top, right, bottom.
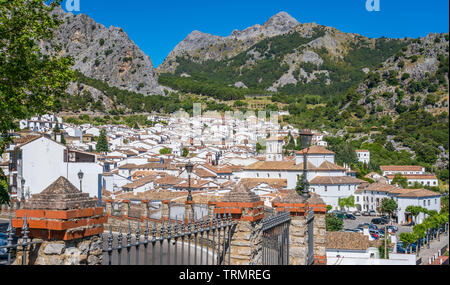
20, 178, 25, 202
299, 129, 313, 199
78, 170, 84, 192
185, 161, 194, 202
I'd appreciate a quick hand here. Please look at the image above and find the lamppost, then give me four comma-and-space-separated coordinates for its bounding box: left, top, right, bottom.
20, 178, 25, 202
78, 170, 84, 192
185, 161, 194, 202
299, 129, 313, 199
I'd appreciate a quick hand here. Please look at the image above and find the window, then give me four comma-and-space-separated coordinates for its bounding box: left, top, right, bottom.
356, 196, 359, 202
279, 173, 281, 178
371, 197, 373, 203
435, 199, 437, 204
338, 185, 341, 191
348, 185, 351, 191
423, 200, 426, 206
428, 200, 430, 206
325, 186, 328, 192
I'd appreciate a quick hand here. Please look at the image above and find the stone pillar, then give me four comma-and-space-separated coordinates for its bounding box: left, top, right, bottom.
161, 200, 170, 221
307, 194, 327, 265
184, 201, 195, 222
141, 200, 149, 220
215, 183, 264, 265
12, 176, 107, 265
121, 200, 130, 219
272, 190, 309, 265
105, 200, 113, 216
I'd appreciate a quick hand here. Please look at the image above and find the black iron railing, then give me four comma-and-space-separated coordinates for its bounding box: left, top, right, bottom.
102, 208, 236, 265
0, 216, 42, 265
262, 211, 291, 265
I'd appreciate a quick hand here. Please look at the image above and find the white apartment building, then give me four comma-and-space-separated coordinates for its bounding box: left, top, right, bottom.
355, 150, 370, 164
386, 174, 439, 187
355, 183, 442, 224
380, 165, 426, 176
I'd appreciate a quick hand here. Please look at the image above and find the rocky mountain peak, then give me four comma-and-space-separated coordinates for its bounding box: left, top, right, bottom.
46, 7, 162, 96
263, 11, 300, 32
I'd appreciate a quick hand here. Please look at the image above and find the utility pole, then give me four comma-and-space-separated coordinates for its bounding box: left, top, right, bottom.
385, 224, 387, 259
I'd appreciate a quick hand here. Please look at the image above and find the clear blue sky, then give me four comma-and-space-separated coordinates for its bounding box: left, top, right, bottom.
61, 0, 449, 67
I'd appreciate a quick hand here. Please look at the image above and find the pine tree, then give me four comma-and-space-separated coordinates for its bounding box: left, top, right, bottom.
96, 129, 109, 152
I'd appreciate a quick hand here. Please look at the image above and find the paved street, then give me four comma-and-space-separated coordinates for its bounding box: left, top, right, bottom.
415, 233, 449, 264
343, 215, 449, 264
343, 215, 413, 233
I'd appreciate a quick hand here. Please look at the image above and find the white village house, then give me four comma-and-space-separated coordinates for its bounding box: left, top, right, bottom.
7, 135, 103, 199
242, 144, 364, 210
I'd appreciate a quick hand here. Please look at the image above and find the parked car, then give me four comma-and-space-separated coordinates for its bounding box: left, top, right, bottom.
369, 230, 379, 239
369, 210, 377, 216
353, 211, 361, 216
362, 211, 370, 216
397, 241, 417, 253
346, 214, 356, 220
371, 218, 388, 225
0, 233, 7, 258
344, 229, 360, 233
386, 225, 398, 233
336, 213, 346, 220
357, 223, 377, 231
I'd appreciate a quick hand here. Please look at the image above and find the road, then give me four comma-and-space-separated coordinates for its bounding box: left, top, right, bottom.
343, 215, 449, 264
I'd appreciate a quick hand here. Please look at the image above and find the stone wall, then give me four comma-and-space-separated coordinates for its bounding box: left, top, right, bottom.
13, 235, 103, 265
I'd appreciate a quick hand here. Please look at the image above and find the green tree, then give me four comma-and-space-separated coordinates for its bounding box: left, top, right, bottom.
295, 174, 307, 196
182, 147, 189, 157
326, 213, 344, 232
256, 142, 263, 154
60, 134, 66, 145
159, 147, 172, 155
391, 174, 408, 188
0, 178, 9, 205
96, 129, 109, 152
399, 232, 418, 254
338, 196, 355, 212
380, 198, 398, 219
0, 0, 74, 204
405, 205, 423, 225
0, 0, 74, 151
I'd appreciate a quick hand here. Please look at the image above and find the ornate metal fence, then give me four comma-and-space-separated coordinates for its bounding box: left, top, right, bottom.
306, 209, 314, 265
262, 211, 291, 265
102, 208, 237, 265
0, 216, 42, 265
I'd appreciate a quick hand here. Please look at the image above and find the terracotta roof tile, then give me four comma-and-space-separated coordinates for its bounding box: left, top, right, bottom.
380, 165, 424, 172
295, 145, 335, 155
309, 176, 364, 185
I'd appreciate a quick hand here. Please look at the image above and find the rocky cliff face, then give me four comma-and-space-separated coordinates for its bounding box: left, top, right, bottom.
43, 7, 162, 96
157, 12, 302, 74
